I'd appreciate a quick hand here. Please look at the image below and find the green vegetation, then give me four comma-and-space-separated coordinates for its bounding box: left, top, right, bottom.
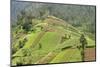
11, 1, 96, 66
50, 49, 82, 63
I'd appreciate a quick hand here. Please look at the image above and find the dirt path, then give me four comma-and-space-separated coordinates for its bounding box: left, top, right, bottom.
35, 52, 58, 64
84, 48, 96, 61
31, 31, 46, 48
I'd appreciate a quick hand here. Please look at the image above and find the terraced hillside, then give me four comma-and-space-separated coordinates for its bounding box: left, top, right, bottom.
11, 16, 95, 66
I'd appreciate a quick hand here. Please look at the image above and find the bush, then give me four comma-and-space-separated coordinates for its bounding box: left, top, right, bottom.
12, 47, 17, 54
22, 22, 32, 32
18, 38, 28, 49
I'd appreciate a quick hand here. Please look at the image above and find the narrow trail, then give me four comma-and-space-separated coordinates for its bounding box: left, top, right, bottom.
35, 52, 58, 64
31, 31, 46, 48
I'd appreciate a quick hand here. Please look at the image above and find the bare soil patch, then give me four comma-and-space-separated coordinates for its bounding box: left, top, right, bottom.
84, 48, 96, 61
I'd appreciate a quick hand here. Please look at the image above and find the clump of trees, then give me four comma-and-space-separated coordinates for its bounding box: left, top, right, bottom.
80, 34, 87, 48
16, 10, 33, 33
79, 34, 88, 61
13, 3, 95, 35
22, 21, 32, 32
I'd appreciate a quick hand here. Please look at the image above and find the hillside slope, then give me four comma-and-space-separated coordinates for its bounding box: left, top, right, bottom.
12, 16, 95, 66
